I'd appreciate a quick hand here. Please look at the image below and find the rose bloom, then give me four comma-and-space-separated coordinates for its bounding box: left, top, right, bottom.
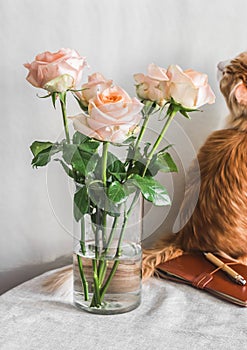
71, 86, 143, 143
24, 48, 87, 92
77, 72, 113, 107
165, 65, 215, 108
134, 63, 169, 105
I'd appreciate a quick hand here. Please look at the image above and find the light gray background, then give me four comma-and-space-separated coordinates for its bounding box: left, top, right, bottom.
1, 0, 245, 293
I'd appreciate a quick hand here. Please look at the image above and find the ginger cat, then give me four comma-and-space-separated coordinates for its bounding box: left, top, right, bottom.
143, 52, 247, 278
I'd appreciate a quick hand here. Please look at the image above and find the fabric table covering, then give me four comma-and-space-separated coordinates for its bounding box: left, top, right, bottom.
0, 266, 246, 350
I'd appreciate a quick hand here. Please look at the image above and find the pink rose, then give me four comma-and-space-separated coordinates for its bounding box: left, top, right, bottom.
24, 48, 87, 92
134, 63, 169, 105
165, 65, 215, 108
76, 73, 113, 107
71, 86, 143, 143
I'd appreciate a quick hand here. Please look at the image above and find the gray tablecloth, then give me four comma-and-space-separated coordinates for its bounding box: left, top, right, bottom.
0, 266, 246, 350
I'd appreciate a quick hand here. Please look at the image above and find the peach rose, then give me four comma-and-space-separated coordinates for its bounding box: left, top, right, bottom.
165, 65, 215, 108
134, 63, 169, 105
76, 73, 113, 107
24, 48, 87, 92
71, 86, 143, 143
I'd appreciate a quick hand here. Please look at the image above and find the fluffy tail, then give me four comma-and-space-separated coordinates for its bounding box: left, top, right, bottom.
42, 265, 73, 297
142, 234, 184, 279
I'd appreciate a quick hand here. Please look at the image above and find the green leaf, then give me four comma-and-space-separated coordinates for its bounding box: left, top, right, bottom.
78, 138, 100, 154
125, 145, 142, 163
62, 143, 90, 175
143, 142, 151, 157
67, 133, 100, 177
74, 186, 89, 221
90, 208, 103, 226
130, 174, 171, 206
179, 110, 191, 119
168, 97, 200, 115
31, 147, 52, 167
142, 100, 160, 115
123, 181, 137, 195
72, 132, 100, 161
156, 144, 173, 154
30, 141, 61, 167
155, 152, 178, 173
122, 136, 136, 145
127, 160, 146, 176
52, 92, 57, 109
108, 181, 128, 204
73, 94, 89, 112
30, 141, 53, 157
73, 131, 88, 145
106, 152, 126, 181
108, 172, 126, 182
88, 181, 120, 216
58, 91, 66, 105
36, 93, 52, 99
87, 153, 101, 175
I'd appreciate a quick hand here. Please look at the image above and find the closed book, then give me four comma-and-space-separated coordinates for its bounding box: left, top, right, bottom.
156, 253, 247, 306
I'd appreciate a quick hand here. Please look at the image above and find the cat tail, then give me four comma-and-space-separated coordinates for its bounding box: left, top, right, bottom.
42, 265, 73, 297
142, 234, 184, 279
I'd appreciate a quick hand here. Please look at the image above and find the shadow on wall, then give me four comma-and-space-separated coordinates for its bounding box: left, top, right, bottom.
0, 255, 72, 295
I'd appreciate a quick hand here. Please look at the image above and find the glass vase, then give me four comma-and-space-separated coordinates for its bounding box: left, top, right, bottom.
73, 186, 143, 315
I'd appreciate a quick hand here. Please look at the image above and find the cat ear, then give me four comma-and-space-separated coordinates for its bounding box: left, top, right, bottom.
234, 82, 247, 106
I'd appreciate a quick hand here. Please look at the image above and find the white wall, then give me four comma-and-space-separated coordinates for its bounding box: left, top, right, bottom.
1, 0, 246, 292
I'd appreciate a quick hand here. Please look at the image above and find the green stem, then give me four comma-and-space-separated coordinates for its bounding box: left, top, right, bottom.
91, 258, 101, 307
143, 110, 177, 176
97, 216, 120, 286
104, 216, 119, 254
59, 95, 70, 144
134, 112, 151, 153
98, 260, 108, 287
94, 207, 101, 257
102, 142, 109, 186
100, 260, 120, 303
102, 142, 109, 248
115, 210, 128, 258
90, 208, 101, 307
99, 196, 139, 301
77, 255, 89, 301
80, 216, 86, 255
127, 106, 152, 173
77, 216, 89, 301
114, 194, 140, 258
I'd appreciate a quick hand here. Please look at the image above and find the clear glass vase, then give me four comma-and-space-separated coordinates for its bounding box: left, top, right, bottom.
73, 187, 143, 315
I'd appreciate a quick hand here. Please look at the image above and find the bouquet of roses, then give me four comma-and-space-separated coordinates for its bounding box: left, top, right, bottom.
24, 48, 215, 311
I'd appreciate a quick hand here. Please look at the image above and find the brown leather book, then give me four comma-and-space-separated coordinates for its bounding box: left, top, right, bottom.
156, 253, 247, 306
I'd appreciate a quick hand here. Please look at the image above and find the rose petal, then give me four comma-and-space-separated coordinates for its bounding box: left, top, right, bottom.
89, 101, 119, 123
147, 63, 169, 81
184, 69, 208, 87
70, 114, 101, 140
90, 102, 142, 125
97, 124, 131, 143
88, 72, 106, 82
133, 73, 145, 84
167, 65, 194, 86
169, 82, 198, 108
196, 84, 215, 108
